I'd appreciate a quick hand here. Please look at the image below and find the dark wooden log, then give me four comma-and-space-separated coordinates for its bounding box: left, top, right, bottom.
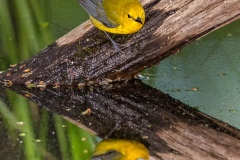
5, 81, 240, 159
0, 0, 240, 85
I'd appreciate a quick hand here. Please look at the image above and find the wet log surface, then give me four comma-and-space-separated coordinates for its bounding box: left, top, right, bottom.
5, 81, 240, 160
0, 0, 240, 85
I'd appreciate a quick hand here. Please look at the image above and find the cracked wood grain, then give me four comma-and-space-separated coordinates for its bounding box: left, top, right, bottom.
1, 0, 240, 85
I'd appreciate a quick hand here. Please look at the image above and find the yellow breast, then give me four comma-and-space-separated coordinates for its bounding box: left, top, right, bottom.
90, 0, 145, 34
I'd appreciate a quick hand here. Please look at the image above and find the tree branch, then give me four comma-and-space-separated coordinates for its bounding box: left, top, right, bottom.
1, 0, 240, 85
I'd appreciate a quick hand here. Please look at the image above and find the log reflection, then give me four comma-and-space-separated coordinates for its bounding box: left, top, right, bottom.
5, 80, 240, 159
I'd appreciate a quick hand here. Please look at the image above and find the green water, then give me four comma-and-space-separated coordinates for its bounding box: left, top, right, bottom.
142, 20, 240, 129
0, 0, 240, 159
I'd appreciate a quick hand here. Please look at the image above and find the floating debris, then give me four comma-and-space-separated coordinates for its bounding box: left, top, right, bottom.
23, 68, 31, 73
20, 72, 33, 78
62, 125, 67, 128
87, 81, 94, 86
83, 149, 88, 153
4, 80, 13, 87
19, 64, 26, 69
81, 108, 91, 115
78, 83, 85, 88
142, 135, 149, 139
168, 89, 181, 92
191, 87, 198, 91
24, 93, 32, 98
53, 82, 60, 88
22, 90, 33, 97
24, 80, 31, 86
135, 74, 149, 80
25, 80, 37, 88
26, 84, 37, 88
102, 84, 113, 90
218, 73, 227, 76
19, 133, 26, 137
100, 78, 113, 85
6, 73, 11, 77
33, 139, 41, 143
16, 122, 24, 125
37, 81, 46, 88
10, 64, 17, 68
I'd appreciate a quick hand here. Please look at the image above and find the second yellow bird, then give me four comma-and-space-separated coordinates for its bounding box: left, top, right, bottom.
92, 139, 149, 160
78, 0, 145, 34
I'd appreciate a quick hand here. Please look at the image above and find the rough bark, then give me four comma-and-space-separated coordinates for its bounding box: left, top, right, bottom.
5, 81, 240, 160
0, 0, 240, 85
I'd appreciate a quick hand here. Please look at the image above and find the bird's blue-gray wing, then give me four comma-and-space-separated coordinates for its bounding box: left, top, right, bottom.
91, 151, 122, 160
78, 0, 118, 28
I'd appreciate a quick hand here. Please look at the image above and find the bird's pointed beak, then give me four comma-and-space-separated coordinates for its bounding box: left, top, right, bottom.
135, 17, 143, 24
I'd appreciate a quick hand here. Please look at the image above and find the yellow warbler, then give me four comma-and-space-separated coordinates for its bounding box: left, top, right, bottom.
92, 139, 149, 160
78, 0, 145, 34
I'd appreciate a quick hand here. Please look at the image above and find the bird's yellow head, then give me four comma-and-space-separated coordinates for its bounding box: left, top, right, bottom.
122, 1, 145, 33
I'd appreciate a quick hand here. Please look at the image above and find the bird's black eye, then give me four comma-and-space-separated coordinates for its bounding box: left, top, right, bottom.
127, 14, 131, 18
